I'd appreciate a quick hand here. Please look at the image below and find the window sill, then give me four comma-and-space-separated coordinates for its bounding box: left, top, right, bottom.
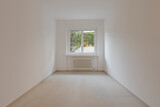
66, 53, 98, 57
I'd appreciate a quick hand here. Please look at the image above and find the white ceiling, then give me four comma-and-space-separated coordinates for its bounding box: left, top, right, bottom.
46, 0, 110, 19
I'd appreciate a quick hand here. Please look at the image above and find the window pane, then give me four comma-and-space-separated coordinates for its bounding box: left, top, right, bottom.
83, 31, 95, 52
70, 30, 81, 53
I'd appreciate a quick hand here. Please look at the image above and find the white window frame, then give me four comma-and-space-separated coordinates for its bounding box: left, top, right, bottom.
66, 28, 97, 56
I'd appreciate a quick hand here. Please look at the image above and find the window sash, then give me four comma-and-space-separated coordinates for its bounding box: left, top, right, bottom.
67, 28, 97, 55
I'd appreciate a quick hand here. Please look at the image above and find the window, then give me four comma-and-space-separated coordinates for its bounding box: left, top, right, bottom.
67, 29, 96, 55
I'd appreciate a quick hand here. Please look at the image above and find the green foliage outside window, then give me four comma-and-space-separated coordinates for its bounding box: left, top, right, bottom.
70, 31, 81, 52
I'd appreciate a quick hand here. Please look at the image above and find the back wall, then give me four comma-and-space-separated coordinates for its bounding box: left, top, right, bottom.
56, 20, 104, 70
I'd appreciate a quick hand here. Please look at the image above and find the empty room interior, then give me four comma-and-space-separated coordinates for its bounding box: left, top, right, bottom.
0, 0, 160, 107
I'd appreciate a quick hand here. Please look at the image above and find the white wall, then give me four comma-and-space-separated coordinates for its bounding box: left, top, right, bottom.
56, 20, 104, 70
104, 0, 160, 107
0, 0, 56, 107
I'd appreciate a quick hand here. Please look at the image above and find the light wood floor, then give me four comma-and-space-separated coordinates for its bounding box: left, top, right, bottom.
8, 71, 148, 107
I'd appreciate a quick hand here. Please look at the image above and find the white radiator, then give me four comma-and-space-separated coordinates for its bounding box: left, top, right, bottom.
71, 57, 97, 70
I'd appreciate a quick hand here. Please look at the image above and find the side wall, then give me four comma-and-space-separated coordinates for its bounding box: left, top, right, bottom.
56, 20, 104, 70
0, 0, 56, 107
104, 0, 160, 107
